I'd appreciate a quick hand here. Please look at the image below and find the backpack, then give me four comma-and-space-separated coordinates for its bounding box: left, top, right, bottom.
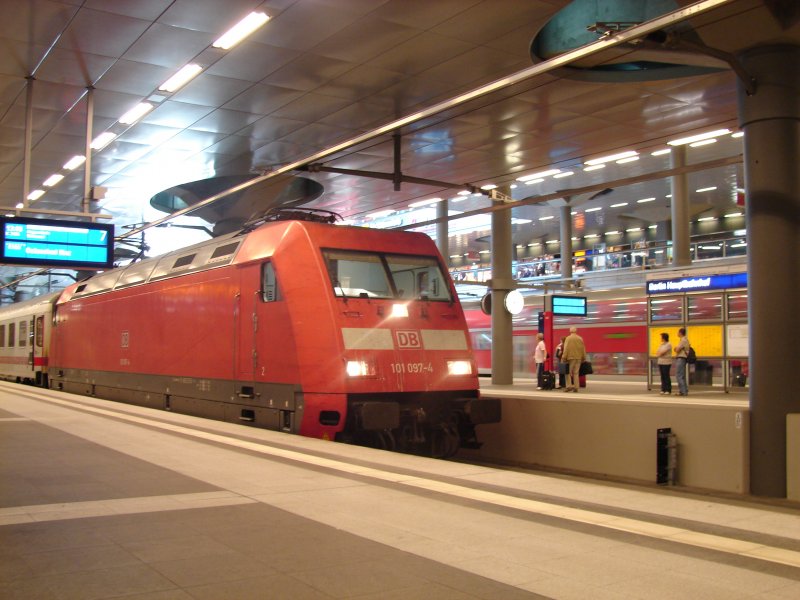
686, 347, 697, 364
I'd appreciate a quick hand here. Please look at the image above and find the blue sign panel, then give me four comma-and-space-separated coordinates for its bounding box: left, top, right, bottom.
552, 295, 587, 316
0, 217, 114, 270
646, 272, 747, 294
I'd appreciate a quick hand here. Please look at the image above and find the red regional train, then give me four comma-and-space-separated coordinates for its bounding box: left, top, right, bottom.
0, 210, 499, 457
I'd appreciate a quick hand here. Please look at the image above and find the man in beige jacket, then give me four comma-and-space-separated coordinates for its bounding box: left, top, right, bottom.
561, 327, 587, 392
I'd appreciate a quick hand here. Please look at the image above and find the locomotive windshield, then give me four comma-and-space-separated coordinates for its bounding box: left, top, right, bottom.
323, 250, 452, 301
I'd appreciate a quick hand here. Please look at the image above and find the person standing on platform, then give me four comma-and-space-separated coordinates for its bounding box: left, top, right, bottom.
657, 332, 673, 395
674, 327, 690, 396
555, 336, 566, 389
534, 333, 547, 389
561, 327, 586, 393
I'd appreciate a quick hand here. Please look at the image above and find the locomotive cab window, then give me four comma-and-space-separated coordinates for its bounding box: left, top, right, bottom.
323, 249, 451, 301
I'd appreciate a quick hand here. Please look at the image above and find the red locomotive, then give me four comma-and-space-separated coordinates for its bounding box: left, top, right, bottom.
0, 209, 499, 457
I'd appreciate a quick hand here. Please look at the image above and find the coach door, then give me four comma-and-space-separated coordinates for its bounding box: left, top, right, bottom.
234, 265, 259, 398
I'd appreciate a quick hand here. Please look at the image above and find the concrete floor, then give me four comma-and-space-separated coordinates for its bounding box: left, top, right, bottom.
1, 381, 799, 599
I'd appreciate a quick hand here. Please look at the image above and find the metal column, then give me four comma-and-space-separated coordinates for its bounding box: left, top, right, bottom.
560, 202, 573, 280
436, 199, 449, 265
670, 145, 691, 266
738, 45, 800, 497
490, 200, 514, 385
82, 87, 94, 216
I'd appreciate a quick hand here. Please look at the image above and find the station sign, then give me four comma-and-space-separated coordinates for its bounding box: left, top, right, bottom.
646, 272, 747, 295
0, 216, 114, 270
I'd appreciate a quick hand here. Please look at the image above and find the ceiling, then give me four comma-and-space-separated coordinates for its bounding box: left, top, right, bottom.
1, 0, 798, 291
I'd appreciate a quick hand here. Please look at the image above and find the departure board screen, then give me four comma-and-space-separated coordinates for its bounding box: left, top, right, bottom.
0, 217, 114, 270
551, 295, 587, 316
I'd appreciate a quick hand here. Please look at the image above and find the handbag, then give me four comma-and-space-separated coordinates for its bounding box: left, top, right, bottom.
579, 361, 593, 375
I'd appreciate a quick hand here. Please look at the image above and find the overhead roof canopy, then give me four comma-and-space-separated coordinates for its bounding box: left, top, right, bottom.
0, 0, 798, 289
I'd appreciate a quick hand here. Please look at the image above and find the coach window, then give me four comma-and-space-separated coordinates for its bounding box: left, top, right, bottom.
36, 316, 44, 347
0, 324, 5, 347
18, 321, 27, 347
8, 323, 15, 348
261, 261, 280, 302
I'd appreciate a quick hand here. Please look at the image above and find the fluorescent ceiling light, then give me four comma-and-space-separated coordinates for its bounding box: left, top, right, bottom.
553, 171, 574, 178
585, 150, 637, 166
90, 132, 117, 149
696, 186, 717, 193
63, 155, 86, 170
725, 212, 743, 218
668, 128, 730, 146
648, 224, 658, 229
583, 164, 605, 171
637, 197, 656, 203
457, 190, 470, 196
480, 183, 497, 190
27, 189, 45, 201
516, 168, 560, 182
605, 231, 620, 235
610, 202, 628, 208
159, 63, 203, 92
731, 131, 744, 138
689, 138, 717, 147
539, 215, 554, 221
626, 227, 642, 232
698, 216, 717, 222
213, 11, 270, 49
119, 102, 154, 125
524, 178, 544, 185
585, 207, 602, 212
616, 156, 640, 164
545, 239, 559, 244
584, 234, 599, 239
651, 148, 671, 156
42, 173, 64, 187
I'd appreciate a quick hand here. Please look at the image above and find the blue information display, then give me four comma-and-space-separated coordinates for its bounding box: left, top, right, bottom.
552, 295, 587, 316
646, 272, 747, 294
0, 217, 114, 270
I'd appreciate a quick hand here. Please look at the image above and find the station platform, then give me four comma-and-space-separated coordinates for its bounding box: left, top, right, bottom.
2, 381, 799, 599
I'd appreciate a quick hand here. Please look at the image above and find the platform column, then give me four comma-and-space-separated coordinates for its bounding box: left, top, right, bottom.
737, 45, 800, 497
436, 199, 449, 266
490, 195, 514, 385
670, 145, 691, 267
560, 203, 573, 280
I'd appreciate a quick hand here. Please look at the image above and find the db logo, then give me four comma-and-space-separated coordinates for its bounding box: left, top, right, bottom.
395, 330, 422, 349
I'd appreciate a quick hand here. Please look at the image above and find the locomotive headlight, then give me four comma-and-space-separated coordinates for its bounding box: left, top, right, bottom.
390, 303, 408, 318
447, 360, 472, 376
346, 360, 374, 377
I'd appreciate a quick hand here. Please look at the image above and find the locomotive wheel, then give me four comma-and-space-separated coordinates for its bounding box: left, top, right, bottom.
428, 424, 460, 459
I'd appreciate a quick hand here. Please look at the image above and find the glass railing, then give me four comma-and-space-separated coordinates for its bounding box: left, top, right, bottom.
449, 234, 747, 283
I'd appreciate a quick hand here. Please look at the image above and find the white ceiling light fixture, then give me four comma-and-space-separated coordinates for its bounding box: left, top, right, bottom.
585, 150, 637, 166
616, 156, 640, 164
651, 148, 671, 156
63, 155, 86, 170
585, 207, 602, 212
725, 212, 743, 218
516, 168, 560, 182
213, 11, 270, 50
605, 230, 621, 235
524, 178, 544, 185
119, 102, 154, 125
159, 64, 203, 92
696, 186, 717, 193
480, 183, 497, 190
610, 202, 628, 208
637, 197, 656, 203
42, 174, 64, 187
668, 128, 730, 146
553, 171, 574, 179
731, 131, 744, 138
409, 197, 442, 208
583, 164, 605, 172
27, 189, 45, 201
690, 138, 717, 147
90, 132, 117, 150
626, 227, 642, 232
539, 215, 554, 221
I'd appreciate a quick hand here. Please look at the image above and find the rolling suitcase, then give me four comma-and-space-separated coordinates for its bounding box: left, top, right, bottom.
541, 371, 556, 390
